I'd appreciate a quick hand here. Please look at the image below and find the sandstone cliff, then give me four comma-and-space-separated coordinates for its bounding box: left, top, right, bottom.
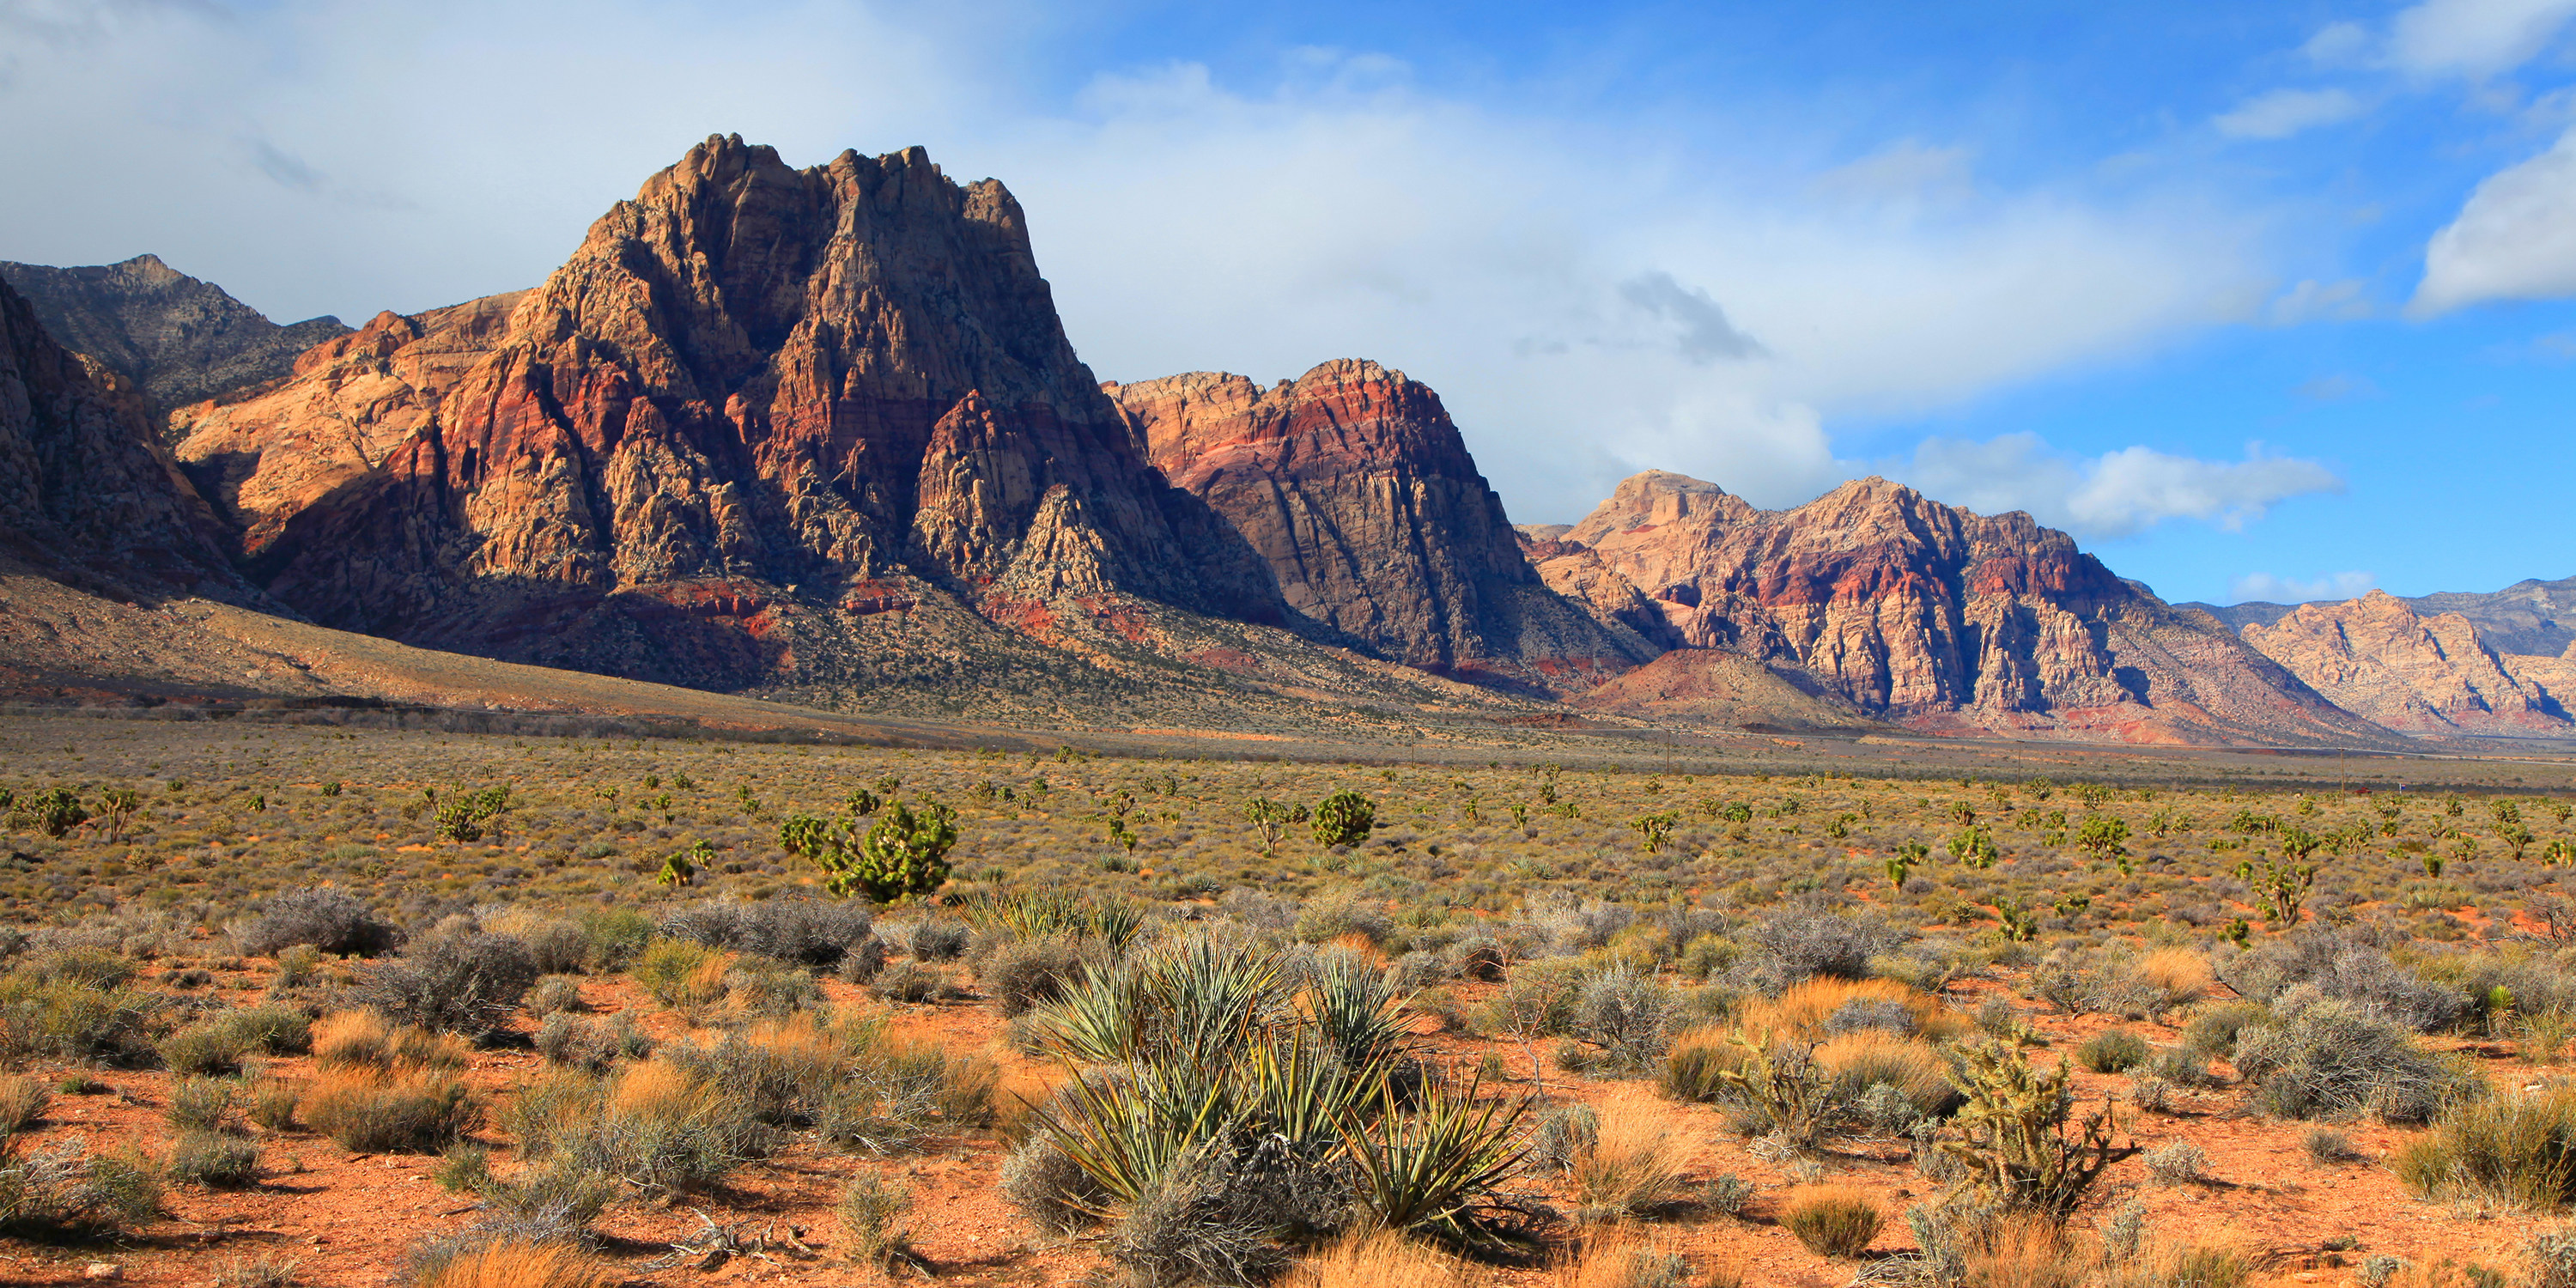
0, 254, 349, 434
168, 136, 1322, 704
0, 274, 255, 601
2238, 591, 2573, 737
1536, 470, 2397, 745
1106, 361, 1656, 690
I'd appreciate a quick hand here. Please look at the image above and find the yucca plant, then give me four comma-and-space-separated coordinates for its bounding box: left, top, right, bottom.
1026, 963, 1152, 1066
1305, 952, 1413, 1078
962, 890, 1146, 951
1339, 1077, 1531, 1253
1026, 1059, 1236, 1214
1029, 933, 1285, 1066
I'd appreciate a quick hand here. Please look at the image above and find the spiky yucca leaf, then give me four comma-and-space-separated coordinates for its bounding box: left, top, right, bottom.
1339, 1077, 1529, 1250
1026, 963, 1151, 1066
1305, 952, 1412, 1078
1026, 1060, 1235, 1212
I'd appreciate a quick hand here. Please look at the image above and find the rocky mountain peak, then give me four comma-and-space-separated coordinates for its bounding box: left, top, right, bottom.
2238, 589, 2571, 736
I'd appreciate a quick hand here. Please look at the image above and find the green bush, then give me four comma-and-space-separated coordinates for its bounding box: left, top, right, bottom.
0, 1133, 161, 1240
2395, 1085, 2576, 1210
1311, 791, 1376, 848
2077, 1029, 2151, 1074
168, 1132, 260, 1189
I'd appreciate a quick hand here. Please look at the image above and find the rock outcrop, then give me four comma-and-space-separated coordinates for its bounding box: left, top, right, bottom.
2185, 574, 2575, 658
170, 136, 1296, 695
2238, 591, 2573, 737
1107, 361, 1656, 690
1535, 470, 2397, 745
0, 254, 349, 434
0, 274, 255, 600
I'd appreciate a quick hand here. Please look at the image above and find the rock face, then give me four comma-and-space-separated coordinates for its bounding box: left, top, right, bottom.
1535, 470, 2396, 744
2238, 591, 2573, 737
0, 254, 349, 434
0, 274, 252, 600
170, 136, 1290, 691
2185, 574, 2575, 657
1106, 361, 1655, 688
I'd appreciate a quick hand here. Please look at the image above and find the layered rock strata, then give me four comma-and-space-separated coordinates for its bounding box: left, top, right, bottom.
1107, 361, 1656, 689
2238, 591, 2573, 736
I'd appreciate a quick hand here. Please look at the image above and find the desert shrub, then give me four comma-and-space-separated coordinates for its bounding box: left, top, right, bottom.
1531, 1102, 1598, 1173
1569, 1091, 1686, 1221
2182, 1001, 2270, 1060
1567, 965, 1676, 1072
2219, 930, 2468, 1033
1941, 1042, 2131, 1221
304, 1067, 481, 1152
2077, 1029, 2151, 1074
1826, 997, 1919, 1037
1658, 1027, 1733, 1104
661, 897, 880, 969
246, 1078, 300, 1132
2233, 991, 2479, 1123
161, 1022, 251, 1076
2396, 1084, 2576, 1209
1746, 905, 1909, 987
725, 956, 824, 1018
1446, 936, 1507, 981
1554, 1231, 1697, 1288
981, 935, 1099, 1018
475, 908, 588, 976
1294, 896, 1395, 949
2306, 1127, 2363, 1163
536, 1059, 769, 1198
868, 960, 944, 1004
312, 1010, 392, 1068
213, 1252, 303, 1288
525, 976, 584, 1018
836, 1174, 914, 1268
1000, 1133, 1105, 1234
1780, 1183, 1884, 1257
632, 937, 728, 1012
0, 970, 164, 1066
1816, 1030, 1959, 1121
2141, 1139, 2208, 1186
0, 1077, 46, 1131
576, 909, 653, 972
1735, 977, 1969, 1046
361, 927, 538, 1040
0, 1133, 162, 1240
168, 1077, 234, 1133
238, 887, 397, 959
170, 1131, 262, 1188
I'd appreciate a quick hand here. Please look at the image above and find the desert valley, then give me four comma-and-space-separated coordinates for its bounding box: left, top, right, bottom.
0, 121, 2573, 1288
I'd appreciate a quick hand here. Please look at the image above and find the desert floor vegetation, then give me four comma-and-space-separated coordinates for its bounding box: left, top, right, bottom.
0, 715, 2569, 1284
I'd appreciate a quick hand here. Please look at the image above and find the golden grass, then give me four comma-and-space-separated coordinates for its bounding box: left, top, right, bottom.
1553, 1230, 1683, 1288
415, 1239, 614, 1288
311, 1010, 390, 1069
1814, 1030, 1953, 1114
991, 1063, 1070, 1144
1736, 978, 1968, 1045
1285, 1231, 1484, 1288
0, 1073, 47, 1130
2136, 949, 2213, 1012
389, 1025, 471, 1072
1571, 1089, 1688, 1220
2105, 1236, 2257, 1288
302, 1065, 480, 1152
1778, 1183, 1884, 1259
1952, 1212, 2084, 1288
742, 1013, 847, 1082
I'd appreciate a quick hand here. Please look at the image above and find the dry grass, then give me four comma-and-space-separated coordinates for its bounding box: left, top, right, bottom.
1814, 1030, 1953, 1116
311, 1010, 390, 1068
1778, 1183, 1883, 1259
302, 1066, 480, 1152
1553, 1230, 1686, 1288
1285, 1231, 1484, 1288
2105, 1236, 2257, 1288
2135, 949, 2212, 1012
0, 1072, 48, 1129
1952, 1212, 2085, 1288
1737, 979, 1968, 1045
414, 1240, 613, 1288
1571, 1090, 1689, 1221
992, 1064, 1070, 1145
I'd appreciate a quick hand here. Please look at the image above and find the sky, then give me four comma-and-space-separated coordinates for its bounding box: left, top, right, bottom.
1, 0, 2572, 607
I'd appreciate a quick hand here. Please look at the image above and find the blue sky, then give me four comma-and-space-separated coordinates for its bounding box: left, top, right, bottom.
2, 0, 2571, 607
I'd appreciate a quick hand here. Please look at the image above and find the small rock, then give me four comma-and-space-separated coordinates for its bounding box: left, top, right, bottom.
82, 1263, 120, 1281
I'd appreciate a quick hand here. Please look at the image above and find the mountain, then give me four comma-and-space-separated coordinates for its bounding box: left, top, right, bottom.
2233, 591, 2572, 737
0, 273, 257, 602
1529, 471, 2400, 746
2185, 575, 2575, 657
1105, 361, 1656, 692
165, 135, 1389, 720
0, 254, 349, 434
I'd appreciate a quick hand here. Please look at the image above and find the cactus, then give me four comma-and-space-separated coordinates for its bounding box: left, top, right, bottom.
1938, 1042, 2135, 1222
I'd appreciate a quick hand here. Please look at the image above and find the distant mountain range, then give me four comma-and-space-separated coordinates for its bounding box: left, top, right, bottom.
3, 134, 2565, 748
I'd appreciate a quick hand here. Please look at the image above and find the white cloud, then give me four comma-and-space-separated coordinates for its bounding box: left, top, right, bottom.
2266, 278, 2375, 324
2387, 0, 2576, 76
2412, 125, 2576, 313
1894, 434, 2346, 539
2227, 570, 2379, 604
0, 2, 2276, 524
2215, 88, 2366, 139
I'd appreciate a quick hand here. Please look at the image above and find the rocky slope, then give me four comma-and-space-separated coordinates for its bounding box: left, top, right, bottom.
1106, 361, 1655, 691
2187, 574, 2575, 657
167, 136, 1402, 712
0, 274, 257, 602
2235, 591, 2573, 737
1533, 471, 2398, 745
0, 254, 349, 434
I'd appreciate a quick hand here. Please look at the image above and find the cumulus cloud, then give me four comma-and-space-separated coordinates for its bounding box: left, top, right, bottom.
2228, 570, 2379, 604
1894, 434, 2346, 539
2215, 88, 2366, 139
2387, 0, 2576, 76
2412, 125, 2576, 313
0, 1, 2275, 524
